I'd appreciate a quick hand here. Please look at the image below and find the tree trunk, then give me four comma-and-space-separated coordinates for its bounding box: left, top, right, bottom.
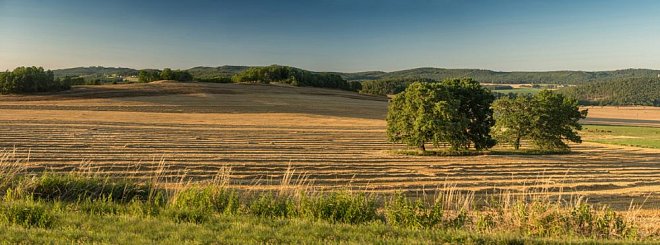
418, 143, 426, 152
514, 135, 521, 150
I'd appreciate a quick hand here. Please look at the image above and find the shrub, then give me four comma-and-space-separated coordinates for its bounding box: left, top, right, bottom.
384, 194, 443, 228
300, 192, 379, 224
165, 186, 239, 223
77, 196, 122, 216
165, 207, 210, 224
170, 186, 239, 215
0, 197, 56, 228
248, 193, 296, 218
18, 174, 158, 203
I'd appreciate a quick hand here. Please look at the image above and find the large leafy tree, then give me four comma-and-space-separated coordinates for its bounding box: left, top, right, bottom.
529, 90, 588, 149
441, 78, 496, 150
492, 96, 534, 150
493, 90, 588, 150
387, 82, 465, 151
386, 80, 495, 152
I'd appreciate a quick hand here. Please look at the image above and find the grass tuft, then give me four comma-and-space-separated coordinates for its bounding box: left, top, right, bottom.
0, 196, 56, 228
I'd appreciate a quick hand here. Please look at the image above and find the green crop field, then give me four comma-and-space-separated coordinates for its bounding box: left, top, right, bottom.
493, 87, 543, 95
582, 125, 660, 149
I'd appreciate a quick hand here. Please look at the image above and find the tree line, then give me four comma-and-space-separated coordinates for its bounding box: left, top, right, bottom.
359, 78, 436, 96
559, 77, 660, 106
0, 67, 71, 94
387, 79, 587, 152
231, 65, 362, 91
341, 67, 660, 85
138, 68, 193, 83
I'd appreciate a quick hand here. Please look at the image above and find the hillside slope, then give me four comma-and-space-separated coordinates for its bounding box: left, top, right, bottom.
340, 68, 660, 84
51, 66, 660, 85
560, 78, 660, 106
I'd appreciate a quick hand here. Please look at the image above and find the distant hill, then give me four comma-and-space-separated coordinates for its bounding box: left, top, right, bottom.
339, 68, 660, 85
560, 77, 660, 106
53, 66, 137, 78
186, 66, 250, 79
51, 66, 660, 85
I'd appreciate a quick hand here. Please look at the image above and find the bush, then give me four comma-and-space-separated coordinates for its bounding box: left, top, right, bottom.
170, 187, 239, 215
18, 175, 159, 203
165, 207, 210, 224
248, 193, 296, 218
0, 198, 56, 228
384, 194, 443, 228
300, 192, 379, 224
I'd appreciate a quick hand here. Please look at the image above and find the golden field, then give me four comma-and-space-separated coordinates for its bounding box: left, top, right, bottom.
0, 82, 657, 215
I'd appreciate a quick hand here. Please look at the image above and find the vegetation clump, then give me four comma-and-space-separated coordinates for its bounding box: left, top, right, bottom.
231, 65, 357, 91
386, 79, 496, 152
0, 171, 647, 243
560, 77, 660, 106
138, 68, 193, 83
0, 66, 71, 94
492, 90, 588, 150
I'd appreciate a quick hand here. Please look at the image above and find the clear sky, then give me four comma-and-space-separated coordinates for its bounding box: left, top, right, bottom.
1, 0, 660, 72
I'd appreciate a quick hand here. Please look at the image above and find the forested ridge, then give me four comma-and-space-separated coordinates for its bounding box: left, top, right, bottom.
560, 78, 660, 106
339, 68, 660, 85
50, 66, 660, 85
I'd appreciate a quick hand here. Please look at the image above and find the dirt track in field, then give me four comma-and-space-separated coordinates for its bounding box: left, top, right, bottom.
0, 82, 658, 210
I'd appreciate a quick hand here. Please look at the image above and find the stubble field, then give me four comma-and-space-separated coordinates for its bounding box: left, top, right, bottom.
0, 82, 658, 213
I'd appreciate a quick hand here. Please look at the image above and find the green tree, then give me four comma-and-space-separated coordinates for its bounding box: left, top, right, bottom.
161, 68, 174, 80
387, 82, 465, 152
529, 90, 588, 149
492, 90, 588, 150
0, 66, 69, 94
387, 80, 496, 152
138, 70, 160, 83
492, 96, 534, 150
441, 78, 496, 150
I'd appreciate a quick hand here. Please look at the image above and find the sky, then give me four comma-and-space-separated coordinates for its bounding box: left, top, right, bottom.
1, 0, 660, 72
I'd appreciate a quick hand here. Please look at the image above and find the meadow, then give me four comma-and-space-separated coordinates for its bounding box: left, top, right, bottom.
582, 125, 660, 149
0, 82, 658, 243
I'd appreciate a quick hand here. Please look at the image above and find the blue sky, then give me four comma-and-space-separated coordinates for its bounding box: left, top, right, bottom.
1, 0, 660, 72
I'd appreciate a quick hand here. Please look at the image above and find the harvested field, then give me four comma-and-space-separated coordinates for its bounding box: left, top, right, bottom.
582, 106, 660, 127
0, 82, 658, 211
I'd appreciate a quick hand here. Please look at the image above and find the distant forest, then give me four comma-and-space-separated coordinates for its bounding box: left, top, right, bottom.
559, 78, 660, 106
231, 65, 361, 91
19, 65, 660, 106
52, 66, 660, 85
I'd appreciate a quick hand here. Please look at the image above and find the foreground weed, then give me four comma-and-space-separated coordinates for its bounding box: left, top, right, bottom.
384, 193, 444, 228
0, 193, 57, 228
300, 191, 379, 224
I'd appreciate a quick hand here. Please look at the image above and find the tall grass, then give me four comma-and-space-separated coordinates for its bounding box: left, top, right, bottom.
0, 149, 652, 241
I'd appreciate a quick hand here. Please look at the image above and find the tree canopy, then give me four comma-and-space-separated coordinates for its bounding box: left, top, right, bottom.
0, 66, 70, 94
386, 79, 495, 151
493, 90, 588, 150
231, 65, 357, 91
138, 69, 192, 83
560, 77, 660, 106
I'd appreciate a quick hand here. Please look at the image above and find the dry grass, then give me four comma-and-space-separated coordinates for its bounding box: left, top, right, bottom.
0, 83, 657, 213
